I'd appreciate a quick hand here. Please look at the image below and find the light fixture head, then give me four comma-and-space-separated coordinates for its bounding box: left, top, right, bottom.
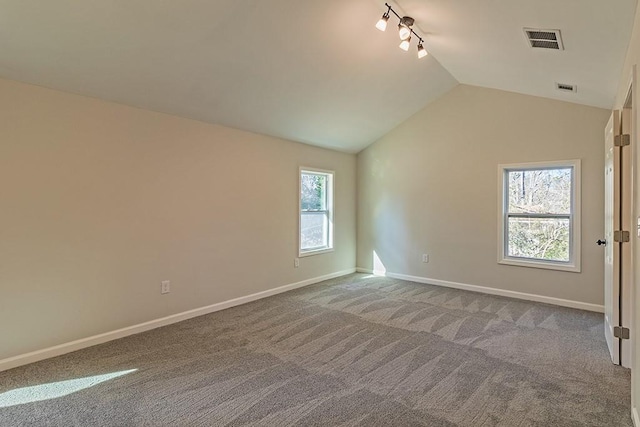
398, 25, 411, 40
398, 16, 414, 40
376, 12, 389, 31
417, 42, 428, 59
399, 36, 411, 52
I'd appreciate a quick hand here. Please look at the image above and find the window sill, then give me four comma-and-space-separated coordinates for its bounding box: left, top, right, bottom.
299, 247, 334, 258
499, 257, 580, 273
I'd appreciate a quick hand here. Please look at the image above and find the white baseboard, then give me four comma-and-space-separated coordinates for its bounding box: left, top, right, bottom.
0, 269, 355, 373
633, 407, 639, 427
356, 268, 604, 313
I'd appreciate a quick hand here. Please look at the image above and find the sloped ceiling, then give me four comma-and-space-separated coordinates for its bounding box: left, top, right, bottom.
400, 0, 637, 110
0, 1, 636, 152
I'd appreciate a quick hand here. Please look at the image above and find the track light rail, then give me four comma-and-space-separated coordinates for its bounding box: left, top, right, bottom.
383, 3, 423, 45
376, 3, 428, 58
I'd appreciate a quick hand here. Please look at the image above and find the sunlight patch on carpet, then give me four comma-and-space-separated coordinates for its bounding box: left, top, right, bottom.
0, 369, 137, 408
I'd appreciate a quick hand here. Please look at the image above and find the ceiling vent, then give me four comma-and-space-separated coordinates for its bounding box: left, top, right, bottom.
556, 82, 577, 93
524, 28, 564, 50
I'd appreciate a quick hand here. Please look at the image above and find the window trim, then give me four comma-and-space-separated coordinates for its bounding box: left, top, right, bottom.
497, 159, 581, 273
299, 167, 334, 257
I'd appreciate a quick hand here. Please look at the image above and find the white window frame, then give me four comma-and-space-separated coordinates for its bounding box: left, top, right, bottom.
497, 159, 581, 272
299, 167, 334, 257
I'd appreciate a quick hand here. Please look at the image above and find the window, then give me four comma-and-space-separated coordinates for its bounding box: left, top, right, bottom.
498, 160, 581, 272
299, 168, 334, 256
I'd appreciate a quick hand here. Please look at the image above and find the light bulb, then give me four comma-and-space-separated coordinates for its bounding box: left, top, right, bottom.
399, 37, 411, 51
376, 13, 389, 31
417, 43, 428, 59
398, 25, 411, 40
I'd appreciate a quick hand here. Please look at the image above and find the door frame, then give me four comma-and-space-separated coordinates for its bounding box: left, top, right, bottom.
621, 95, 633, 368
605, 83, 634, 369
625, 65, 639, 426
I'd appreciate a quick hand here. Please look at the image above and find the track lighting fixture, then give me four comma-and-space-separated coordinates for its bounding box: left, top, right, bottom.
375, 2, 428, 59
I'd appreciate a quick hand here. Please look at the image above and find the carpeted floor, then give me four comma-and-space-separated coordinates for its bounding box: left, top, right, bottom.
0, 273, 632, 426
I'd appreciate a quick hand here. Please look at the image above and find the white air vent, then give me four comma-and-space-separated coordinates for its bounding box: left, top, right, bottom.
556, 82, 577, 93
524, 28, 564, 50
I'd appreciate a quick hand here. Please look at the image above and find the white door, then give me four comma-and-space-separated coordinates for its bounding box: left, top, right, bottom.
604, 109, 632, 367
604, 110, 620, 365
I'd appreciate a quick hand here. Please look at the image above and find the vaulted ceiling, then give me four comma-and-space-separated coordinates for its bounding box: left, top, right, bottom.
0, 1, 636, 152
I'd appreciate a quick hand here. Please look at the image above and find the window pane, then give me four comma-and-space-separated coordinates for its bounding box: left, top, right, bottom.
507, 168, 571, 214
301, 212, 328, 250
301, 173, 326, 211
507, 217, 570, 262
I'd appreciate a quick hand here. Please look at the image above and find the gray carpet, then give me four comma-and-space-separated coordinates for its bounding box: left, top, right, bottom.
0, 273, 632, 426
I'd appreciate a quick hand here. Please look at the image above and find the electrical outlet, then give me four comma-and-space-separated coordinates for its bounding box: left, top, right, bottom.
294, 258, 300, 268
422, 254, 429, 263
161, 280, 170, 294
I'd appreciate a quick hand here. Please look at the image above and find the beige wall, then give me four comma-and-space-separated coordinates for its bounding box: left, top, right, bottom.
615, 3, 640, 108
0, 78, 356, 360
357, 84, 610, 305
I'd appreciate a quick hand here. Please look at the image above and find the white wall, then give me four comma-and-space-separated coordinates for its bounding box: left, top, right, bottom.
357, 84, 610, 306
0, 78, 356, 361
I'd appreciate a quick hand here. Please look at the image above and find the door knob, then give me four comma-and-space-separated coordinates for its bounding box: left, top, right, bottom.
597, 239, 606, 246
